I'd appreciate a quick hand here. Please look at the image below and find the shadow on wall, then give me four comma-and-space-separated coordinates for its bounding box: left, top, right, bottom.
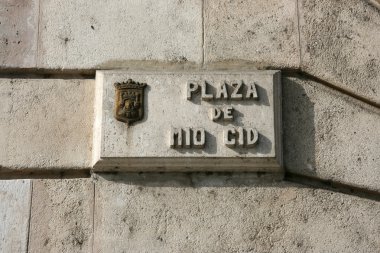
96, 172, 295, 188
282, 75, 316, 177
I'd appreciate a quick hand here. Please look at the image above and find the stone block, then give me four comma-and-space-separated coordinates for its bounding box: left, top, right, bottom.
93, 70, 282, 172
0, 79, 94, 172
0, 180, 31, 252
93, 173, 380, 253
37, 0, 203, 69
299, 0, 380, 104
0, 0, 38, 68
283, 75, 380, 192
29, 178, 93, 253
204, 0, 299, 68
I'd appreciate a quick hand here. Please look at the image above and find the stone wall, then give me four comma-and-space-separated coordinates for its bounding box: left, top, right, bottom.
0, 0, 379, 252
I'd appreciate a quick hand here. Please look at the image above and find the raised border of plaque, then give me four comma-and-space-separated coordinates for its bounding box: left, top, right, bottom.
93, 71, 282, 172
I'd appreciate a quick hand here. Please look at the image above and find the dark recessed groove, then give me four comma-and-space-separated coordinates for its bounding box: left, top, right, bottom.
1, 169, 379, 201
283, 70, 380, 109
285, 172, 380, 202
1, 67, 377, 109
0, 69, 95, 79
0, 169, 91, 180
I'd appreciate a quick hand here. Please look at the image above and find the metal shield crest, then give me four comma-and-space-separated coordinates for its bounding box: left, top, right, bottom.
114, 79, 147, 125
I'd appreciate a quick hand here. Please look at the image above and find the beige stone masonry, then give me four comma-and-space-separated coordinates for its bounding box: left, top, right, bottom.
37, 0, 203, 69
93, 173, 380, 253
205, 0, 300, 69
283, 76, 380, 192
299, 0, 380, 104
0, 1, 379, 252
0, 0, 379, 108
0, 74, 378, 193
29, 178, 93, 253
0, 179, 31, 253
0, 79, 94, 172
0, 0, 39, 68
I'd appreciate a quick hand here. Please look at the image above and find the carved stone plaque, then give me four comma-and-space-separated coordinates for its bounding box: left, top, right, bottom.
93, 71, 282, 172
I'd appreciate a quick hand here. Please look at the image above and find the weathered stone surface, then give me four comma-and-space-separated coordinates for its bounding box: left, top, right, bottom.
205, 0, 299, 68
369, 0, 380, 9
0, 79, 94, 172
299, 0, 380, 104
0, 180, 31, 252
0, 0, 38, 68
37, 0, 202, 69
94, 173, 380, 253
29, 178, 93, 253
283, 75, 380, 192
94, 71, 282, 172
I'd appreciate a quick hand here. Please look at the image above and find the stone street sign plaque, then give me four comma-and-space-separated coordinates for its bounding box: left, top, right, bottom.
93, 71, 282, 172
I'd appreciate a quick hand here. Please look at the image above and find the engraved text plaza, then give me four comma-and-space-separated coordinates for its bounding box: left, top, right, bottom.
170, 80, 260, 149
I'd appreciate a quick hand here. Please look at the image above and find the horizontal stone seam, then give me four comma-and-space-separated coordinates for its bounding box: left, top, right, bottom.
0, 170, 378, 202
0, 170, 91, 180
0, 67, 377, 107
283, 69, 380, 109
285, 172, 380, 202
0, 71, 95, 79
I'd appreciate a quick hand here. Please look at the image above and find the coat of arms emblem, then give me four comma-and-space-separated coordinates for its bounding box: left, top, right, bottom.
114, 79, 147, 125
